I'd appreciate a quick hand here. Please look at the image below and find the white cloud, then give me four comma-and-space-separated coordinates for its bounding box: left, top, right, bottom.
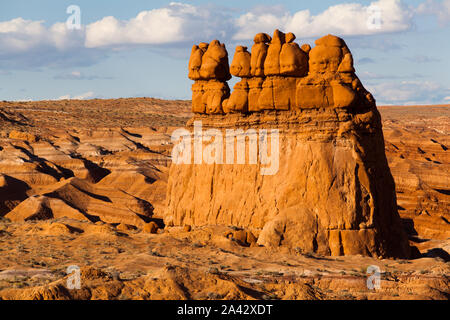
0, 18, 84, 54
0, 18, 105, 70
0, 0, 445, 70
85, 2, 233, 48
417, 0, 450, 25
0, 3, 234, 67
1, 1, 415, 52
367, 81, 450, 105
233, 0, 415, 40
57, 91, 95, 100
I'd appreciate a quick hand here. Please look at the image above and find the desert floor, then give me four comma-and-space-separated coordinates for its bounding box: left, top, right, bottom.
0, 99, 448, 300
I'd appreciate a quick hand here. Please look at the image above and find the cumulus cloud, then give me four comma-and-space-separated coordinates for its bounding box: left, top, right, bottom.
0, 0, 444, 70
0, 2, 234, 68
367, 81, 450, 105
417, 0, 450, 25
6, 0, 414, 51
85, 2, 234, 48
0, 18, 107, 70
83, 0, 448, 46
0, 18, 84, 54
233, 0, 415, 40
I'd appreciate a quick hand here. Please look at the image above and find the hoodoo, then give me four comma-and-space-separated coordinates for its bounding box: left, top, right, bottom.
165, 30, 411, 258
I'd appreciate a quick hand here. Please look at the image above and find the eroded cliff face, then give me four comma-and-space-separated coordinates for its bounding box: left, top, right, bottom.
164, 31, 411, 258
165, 109, 410, 258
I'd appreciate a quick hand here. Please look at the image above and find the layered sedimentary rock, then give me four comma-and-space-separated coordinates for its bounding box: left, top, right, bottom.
166, 30, 412, 258
380, 106, 450, 241
1, 97, 447, 265
0, 98, 190, 227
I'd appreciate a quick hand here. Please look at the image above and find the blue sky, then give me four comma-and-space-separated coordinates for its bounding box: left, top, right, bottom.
0, 0, 449, 105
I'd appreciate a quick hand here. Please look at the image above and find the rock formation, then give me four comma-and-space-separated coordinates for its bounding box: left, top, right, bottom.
279, 32, 308, 77
248, 33, 271, 112
167, 30, 413, 258
188, 30, 373, 114
223, 46, 251, 113
250, 33, 271, 77
189, 40, 231, 114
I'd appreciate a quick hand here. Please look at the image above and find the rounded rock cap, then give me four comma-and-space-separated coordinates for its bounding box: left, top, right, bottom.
315, 34, 346, 47
254, 33, 271, 43
286, 32, 296, 43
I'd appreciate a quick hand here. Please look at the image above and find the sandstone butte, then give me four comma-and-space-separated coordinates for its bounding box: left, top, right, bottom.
165, 30, 412, 259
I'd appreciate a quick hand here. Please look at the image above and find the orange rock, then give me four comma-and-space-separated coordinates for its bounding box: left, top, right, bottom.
295, 34, 368, 109
301, 43, 311, 54
233, 230, 248, 245
8, 130, 38, 143
200, 40, 231, 81
273, 77, 297, 110
189, 32, 363, 113
258, 78, 275, 110
337, 53, 355, 73
230, 46, 251, 78
0, 175, 7, 189
264, 29, 285, 76
247, 77, 264, 112
188, 43, 208, 80
5, 195, 90, 222
183, 225, 191, 232
116, 223, 135, 232
202, 80, 230, 114
315, 34, 347, 47
259, 76, 297, 110
296, 83, 332, 109
191, 80, 206, 113
250, 33, 271, 77
280, 33, 308, 77
246, 231, 257, 245
223, 79, 248, 113
165, 109, 411, 258
143, 222, 158, 234
179, 33, 411, 258
331, 81, 356, 108
309, 44, 343, 74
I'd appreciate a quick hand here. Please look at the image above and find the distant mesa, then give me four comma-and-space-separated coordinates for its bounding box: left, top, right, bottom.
188, 30, 374, 114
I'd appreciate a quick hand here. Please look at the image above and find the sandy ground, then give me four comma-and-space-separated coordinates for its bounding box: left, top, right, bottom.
0, 100, 448, 300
